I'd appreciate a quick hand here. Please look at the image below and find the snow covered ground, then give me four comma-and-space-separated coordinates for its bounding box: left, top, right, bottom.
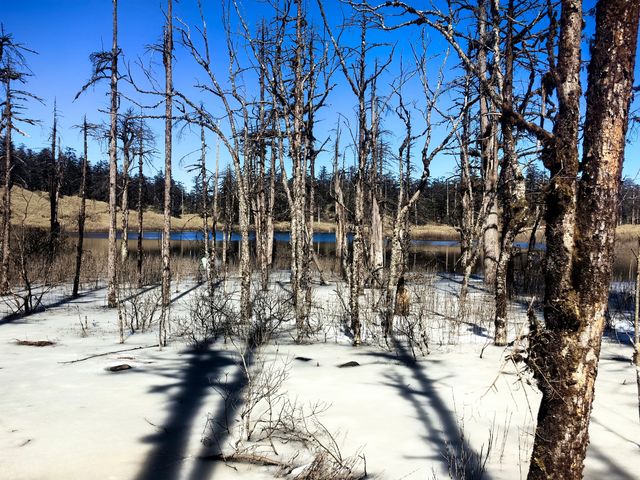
0, 275, 638, 479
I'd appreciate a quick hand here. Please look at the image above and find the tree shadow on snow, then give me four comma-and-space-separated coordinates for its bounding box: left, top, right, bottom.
361, 338, 494, 480
135, 336, 256, 480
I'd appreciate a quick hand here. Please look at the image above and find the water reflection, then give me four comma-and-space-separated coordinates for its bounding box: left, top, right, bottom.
79, 230, 467, 274
77, 229, 635, 279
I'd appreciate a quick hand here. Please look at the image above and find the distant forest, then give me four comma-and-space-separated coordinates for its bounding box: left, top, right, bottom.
5, 139, 640, 227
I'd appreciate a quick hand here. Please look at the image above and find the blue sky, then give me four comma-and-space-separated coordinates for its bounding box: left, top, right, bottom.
2, 0, 640, 187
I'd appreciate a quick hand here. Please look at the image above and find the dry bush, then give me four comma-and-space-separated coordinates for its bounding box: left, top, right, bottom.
207, 350, 366, 480
177, 286, 239, 347
116, 283, 162, 334
250, 287, 294, 347
4, 227, 59, 315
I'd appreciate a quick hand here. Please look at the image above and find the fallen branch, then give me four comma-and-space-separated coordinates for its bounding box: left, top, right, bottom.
199, 452, 287, 468
58, 344, 158, 364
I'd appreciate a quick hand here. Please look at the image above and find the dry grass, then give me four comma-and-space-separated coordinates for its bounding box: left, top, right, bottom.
10, 187, 202, 232
410, 223, 459, 240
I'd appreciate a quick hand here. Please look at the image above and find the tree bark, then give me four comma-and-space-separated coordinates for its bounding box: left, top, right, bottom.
0, 75, 11, 294
494, 0, 528, 346
527, 1, 639, 477
72, 116, 89, 298
49, 100, 60, 252
159, 0, 173, 346
120, 128, 131, 262
106, 0, 119, 308
136, 119, 144, 289
478, 0, 500, 289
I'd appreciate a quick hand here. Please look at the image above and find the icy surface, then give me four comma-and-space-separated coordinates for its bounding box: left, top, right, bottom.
0, 276, 638, 479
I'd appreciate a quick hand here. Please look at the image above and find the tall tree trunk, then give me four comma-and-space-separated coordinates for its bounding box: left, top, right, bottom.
212, 140, 220, 277
120, 142, 130, 261
136, 120, 144, 289
333, 130, 348, 280
457, 80, 475, 321
200, 116, 216, 296
494, 0, 528, 346
266, 139, 275, 268
369, 77, 384, 285
527, 1, 639, 477
0, 75, 11, 294
159, 0, 173, 346
290, 0, 309, 340
478, 0, 500, 289
635, 238, 640, 421
72, 116, 89, 298
106, 0, 119, 308
49, 100, 60, 251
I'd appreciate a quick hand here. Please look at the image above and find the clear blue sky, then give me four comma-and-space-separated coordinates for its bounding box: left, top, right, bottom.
2, 0, 639, 187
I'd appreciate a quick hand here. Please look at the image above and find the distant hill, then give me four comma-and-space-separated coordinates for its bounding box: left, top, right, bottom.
9, 187, 202, 232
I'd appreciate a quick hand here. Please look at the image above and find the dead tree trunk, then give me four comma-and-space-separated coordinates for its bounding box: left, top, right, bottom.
106, 0, 119, 308
49, 100, 61, 251
493, 0, 528, 346
0, 75, 11, 294
136, 119, 144, 288
72, 116, 89, 298
332, 129, 348, 281
478, 0, 500, 289
159, 0, 173, 346
120, 123, 132, 262
200, 115, 216, 296
527, 1, 639, 477
634, 238, 640, 421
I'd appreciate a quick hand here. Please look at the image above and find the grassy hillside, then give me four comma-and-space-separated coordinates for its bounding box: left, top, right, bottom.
11, 187, 640, 241
10, 187, 202, 232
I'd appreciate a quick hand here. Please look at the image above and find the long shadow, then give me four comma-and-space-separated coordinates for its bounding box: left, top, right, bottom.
362, 338, 494, 479
134, 345, 239, 480
135, 332, 257, 480
0, 285, 104, 325
586, 443, 636, 480
168, 281, 208, 305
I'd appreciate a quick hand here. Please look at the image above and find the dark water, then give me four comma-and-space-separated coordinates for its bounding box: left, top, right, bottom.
80, 230, 467, 273
77, 230, 634, 279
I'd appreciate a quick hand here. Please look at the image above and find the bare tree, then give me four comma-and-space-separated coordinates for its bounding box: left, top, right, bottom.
363, 0, 639, 476
176, 1, 254, 323
107, 0, 119, 307
332, 125, 348, 280
159, 0, 174, 347
72, 117, 100, 298
118, 108, 138, 262
75, 0, 121, 307
49, 100, 61, 249
385, 47, 458, 337
318, 2, 392, 345
0, 29, 39, 294
526, 1, 639, 477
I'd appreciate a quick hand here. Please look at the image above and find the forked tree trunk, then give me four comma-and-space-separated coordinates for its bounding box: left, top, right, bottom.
72, 116, 89, 298
478, 0, 500, 289
494, 0, 528, 346
106, 0, 119, 308
527, 1, 639, 478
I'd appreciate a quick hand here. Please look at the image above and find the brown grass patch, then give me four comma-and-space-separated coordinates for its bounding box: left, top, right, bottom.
10, 187, 201, 232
